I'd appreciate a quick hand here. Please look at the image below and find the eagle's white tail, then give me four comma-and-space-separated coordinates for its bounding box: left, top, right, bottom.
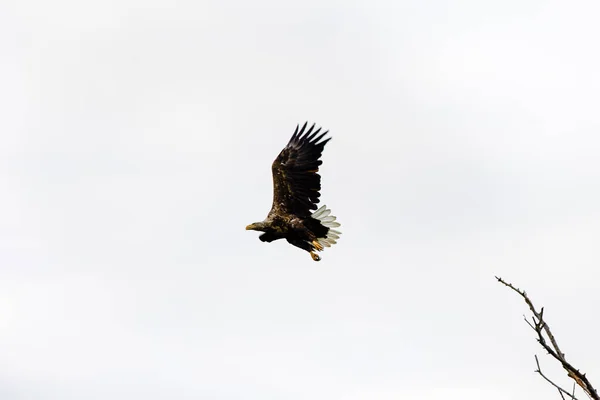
312, 205, 341, 249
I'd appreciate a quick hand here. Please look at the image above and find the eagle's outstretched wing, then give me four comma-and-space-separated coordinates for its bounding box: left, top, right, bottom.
270, 123, 331, 218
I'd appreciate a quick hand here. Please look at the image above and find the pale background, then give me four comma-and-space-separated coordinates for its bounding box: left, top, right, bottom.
1, 0, 599, 399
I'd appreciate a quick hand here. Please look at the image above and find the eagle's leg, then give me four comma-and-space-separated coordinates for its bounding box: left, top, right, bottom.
310, 240, 324, 261
286, 237, 322, 261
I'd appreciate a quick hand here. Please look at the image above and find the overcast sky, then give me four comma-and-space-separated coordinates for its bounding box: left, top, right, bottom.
1, 0, 599, 399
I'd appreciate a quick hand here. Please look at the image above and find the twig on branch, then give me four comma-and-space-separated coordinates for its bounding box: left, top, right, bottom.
496, 276, 599, 400
535, 355, 579, 400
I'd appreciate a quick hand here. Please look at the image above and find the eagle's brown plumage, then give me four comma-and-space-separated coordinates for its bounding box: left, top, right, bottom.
246, 123, 341, 261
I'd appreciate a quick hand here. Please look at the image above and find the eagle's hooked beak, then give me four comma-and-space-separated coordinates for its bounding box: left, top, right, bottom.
246, 221, 265, 231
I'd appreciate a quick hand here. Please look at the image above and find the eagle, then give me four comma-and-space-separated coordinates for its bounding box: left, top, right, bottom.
246, 122, 341, 261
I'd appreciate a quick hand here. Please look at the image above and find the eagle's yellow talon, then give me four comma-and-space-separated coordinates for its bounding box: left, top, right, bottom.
310, 251, 321, 261
312, 240, 324, 251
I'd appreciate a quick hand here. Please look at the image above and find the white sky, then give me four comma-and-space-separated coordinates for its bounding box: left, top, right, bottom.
1, 0, 599, 399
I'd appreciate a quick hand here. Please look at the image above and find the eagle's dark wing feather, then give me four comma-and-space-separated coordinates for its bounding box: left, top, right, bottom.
270, 123, 331, 218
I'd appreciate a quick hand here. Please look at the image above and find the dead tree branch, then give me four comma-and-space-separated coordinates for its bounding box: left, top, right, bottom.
534, 355, 578, 400
496, 276, 598, 400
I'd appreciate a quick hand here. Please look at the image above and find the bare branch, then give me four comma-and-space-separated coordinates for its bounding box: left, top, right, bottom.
535, 355, 579, 400
496, 276, 599, 400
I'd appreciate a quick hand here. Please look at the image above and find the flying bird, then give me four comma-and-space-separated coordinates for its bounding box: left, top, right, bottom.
246, 123, 341, 261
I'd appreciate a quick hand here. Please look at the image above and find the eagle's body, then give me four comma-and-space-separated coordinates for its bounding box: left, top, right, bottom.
246, 123, 341, 261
